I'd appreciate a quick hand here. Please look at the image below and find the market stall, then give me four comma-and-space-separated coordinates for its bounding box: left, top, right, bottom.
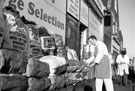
0, 1, 95, 91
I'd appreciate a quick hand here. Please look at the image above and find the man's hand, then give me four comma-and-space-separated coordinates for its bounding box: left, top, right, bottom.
89, 62, 96, 67
120, 62, 126, 64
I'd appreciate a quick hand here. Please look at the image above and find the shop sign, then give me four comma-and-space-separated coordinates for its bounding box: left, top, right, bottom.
80, 0, 88, 26
4, 0, 66, 43
40, 36, 55, 50
67, 0, 80, 20
43, 0, 66, 14
94, 0, 104, 15
88, 8, 103, 40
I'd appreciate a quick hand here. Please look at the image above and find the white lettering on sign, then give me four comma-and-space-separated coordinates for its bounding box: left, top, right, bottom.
9, 26, 28, 52
67, 0, 80, 20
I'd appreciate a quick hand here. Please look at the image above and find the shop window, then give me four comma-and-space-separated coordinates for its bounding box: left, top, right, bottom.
104, 15, 111, 26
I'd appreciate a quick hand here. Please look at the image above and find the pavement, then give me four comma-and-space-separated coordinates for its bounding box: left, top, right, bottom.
114, 84, 131, 91
112, 75, 134, 91
46, 67, 135, 91
54, 78, 133, 91
71, 77, 133, 91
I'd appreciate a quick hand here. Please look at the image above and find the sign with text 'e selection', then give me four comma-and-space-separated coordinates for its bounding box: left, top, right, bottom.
4, 0, 66, 43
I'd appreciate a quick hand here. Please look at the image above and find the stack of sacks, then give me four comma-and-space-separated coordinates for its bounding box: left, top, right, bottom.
66, 60, 82, 73
0, 74, 28, 91
0, 5, 92, 91
65, 73, 81, 86
64, 47, 82, 85
39, 55, 68, 90
19, 16, 43, 75
39, 55, 67, 76
18, 17, 54, 91
48, 74, 67, 90
25, 57, 51, 91
64, 60, 86, 86
27, 77, 51, 91
25, 55, 68, 91
25, 57, 50, 78
65, 49, 83, 74
1, 6, 29, 74
64, 46, 94, 86
18, 16, 41, 74
69, 60, 94, 81
21, 16, 42, 58
0, 6, 30, 91
66, 44, 95, 81
52, 46, 85, 86
25, 21, 68, 90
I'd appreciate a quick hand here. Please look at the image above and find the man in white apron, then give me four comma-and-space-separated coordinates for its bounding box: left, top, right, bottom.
88, 35, 114, 91
116, 48, 129, 86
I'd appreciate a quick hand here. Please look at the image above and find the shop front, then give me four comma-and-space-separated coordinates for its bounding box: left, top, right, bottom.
0, 1, 113, 91
66, 0, 80, 58
86, 0, 105, 41
80, 0, 89, 61
88, 8, 103, 41
66, 0, 89, 60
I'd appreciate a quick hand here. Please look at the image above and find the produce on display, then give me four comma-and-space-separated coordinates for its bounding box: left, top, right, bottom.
0, 6, 92, 91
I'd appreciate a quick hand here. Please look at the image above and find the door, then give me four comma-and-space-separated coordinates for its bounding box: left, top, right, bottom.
66, 14, 80, 58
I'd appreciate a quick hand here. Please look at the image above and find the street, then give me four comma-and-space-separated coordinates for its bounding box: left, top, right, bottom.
113, 77, 132, 91
53, 76, 135, 91
114, 84, 131, 91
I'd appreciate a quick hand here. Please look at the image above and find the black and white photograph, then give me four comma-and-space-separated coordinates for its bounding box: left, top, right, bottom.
0, 0, 135, 91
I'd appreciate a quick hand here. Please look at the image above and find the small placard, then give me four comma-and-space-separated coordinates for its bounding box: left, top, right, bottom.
40, 36, 55, 50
